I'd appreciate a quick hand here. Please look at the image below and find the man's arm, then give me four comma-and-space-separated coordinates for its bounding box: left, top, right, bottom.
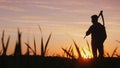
86, 29, 91, 36
84, 26, 92, 38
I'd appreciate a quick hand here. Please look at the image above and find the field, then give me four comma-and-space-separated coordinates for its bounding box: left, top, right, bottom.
0, 56, 120, 68
0, 27, 120, 68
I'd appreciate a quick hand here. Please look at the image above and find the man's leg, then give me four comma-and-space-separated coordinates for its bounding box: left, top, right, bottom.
98, 43, 104, 58
91, 41, 97, 58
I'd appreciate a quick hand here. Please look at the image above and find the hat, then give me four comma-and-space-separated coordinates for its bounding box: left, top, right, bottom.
91, 15, 98, 19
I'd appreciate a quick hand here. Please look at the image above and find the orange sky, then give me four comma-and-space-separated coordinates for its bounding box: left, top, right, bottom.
0, 0, 120, 57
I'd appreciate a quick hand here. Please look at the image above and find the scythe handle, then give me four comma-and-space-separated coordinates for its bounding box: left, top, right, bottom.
98, 10, 105, 26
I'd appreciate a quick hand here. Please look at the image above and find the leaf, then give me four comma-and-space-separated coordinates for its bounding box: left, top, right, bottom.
111, 47, 118, 57
3, 35, 11, 55
41, 37, 44, 56
34, 37, 37, 55
62, 48, 75, 59
25, 43, 35, 55
86, 39, 90, 52
1, 30, 5, 51
5, 36, 10, 51
72, 39, 82, 59
81, 48, 86, 57
44, 33, 52, 55
38, 25, 44, 56
106, 52, 110, 57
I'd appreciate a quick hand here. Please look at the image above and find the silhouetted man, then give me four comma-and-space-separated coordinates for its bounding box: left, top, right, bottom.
85, 14, 107, 58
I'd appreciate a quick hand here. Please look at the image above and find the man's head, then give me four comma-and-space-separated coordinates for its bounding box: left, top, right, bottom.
91, 15, 98, 24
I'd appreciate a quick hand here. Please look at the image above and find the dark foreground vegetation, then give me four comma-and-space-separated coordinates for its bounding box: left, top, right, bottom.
0, 56, 120, 68
0, 27, 120, 68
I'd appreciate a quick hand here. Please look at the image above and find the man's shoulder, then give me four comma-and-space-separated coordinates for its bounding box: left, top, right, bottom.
98, 22, 102, 25
90, 25, 94, 28
98, 22, 105, 27
97, 22, 106, 29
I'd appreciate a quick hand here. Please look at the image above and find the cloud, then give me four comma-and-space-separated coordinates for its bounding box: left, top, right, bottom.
0, 0, 103, 14
0, 5, 25, 12
33, 3, 92, 14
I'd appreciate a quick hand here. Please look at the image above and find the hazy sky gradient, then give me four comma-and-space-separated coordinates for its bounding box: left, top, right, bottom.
0, 0, 120, 56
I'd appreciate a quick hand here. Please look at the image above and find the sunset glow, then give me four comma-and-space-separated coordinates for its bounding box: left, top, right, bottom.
81, 47, 93, 59
0, 0, 120, 56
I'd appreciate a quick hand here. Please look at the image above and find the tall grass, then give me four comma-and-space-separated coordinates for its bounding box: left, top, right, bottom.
85, 40, 91, 53
34, 36, 37, 55
25, 43, 35, 55
62, 47, 75, 59
62, 45, 74, 58
0, 27, 119, 59
24, 37, 30, 56
14, 28, 22, 56
81, 48, 86, 57
62, 39, 83, 60
38, 25, 52, 57
72, 39, 82, 59
111, 47, 118, 57
1, 30, 10, 56
104, 40, 120, 57
105, 47, 119, 57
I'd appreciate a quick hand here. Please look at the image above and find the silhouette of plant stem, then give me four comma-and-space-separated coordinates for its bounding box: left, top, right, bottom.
14, 28, 22, 56
62, 48, 75, 59
38, 25, 52, 57
81, 48, 86, 57
72, 39, 82, 59
38, 25, 44, 57
25, 43, 35, 55
86, 39, 91, 53
106, 52, 110, 57
34, 36, 37, 56
116, 54, 120, 57
44, 32, 52, 55
111, 47, 118, 57
1, 30, 10, 56
67, 45, 72, 57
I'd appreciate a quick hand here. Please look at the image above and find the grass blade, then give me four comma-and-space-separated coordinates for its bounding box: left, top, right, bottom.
1, 30, 5, 54
67, 45, 72, 57
5, 35, 10, 51
71, 48, 74, 57
116, 54, 120, 57
25, 43, 35, 55
44, 33, 52, 55
107, 53, 110, 57
111, 47, 118, 57
72, 39, 82, 59
1, 30, 10, 56
34, 37, 36, 55
41, 36, 44, 56
18, 28, 22, 55
38, 25, 44, 57
86, 39, 90, 52
81, 48, 86, 57
38, 25, 42, 34
25, 46, 30, 56
68, 45, 72, 53
3, 35, 10, 56
62, 48, 75, 59
14, 28, 22, 56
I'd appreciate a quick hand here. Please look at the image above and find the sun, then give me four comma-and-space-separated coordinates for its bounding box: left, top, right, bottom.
81, 47, 93, 59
